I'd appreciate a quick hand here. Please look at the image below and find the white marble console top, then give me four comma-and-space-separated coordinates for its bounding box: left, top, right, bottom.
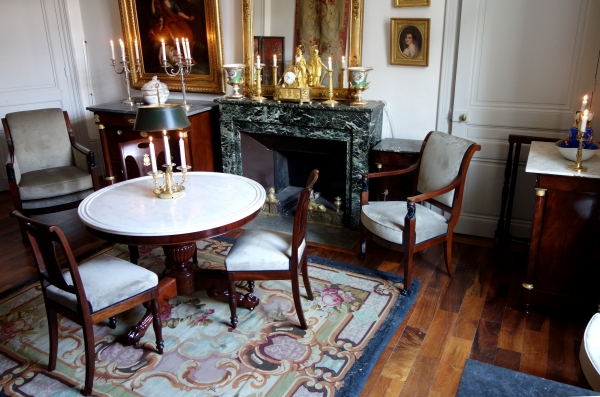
526, 141, 600, 179
78, 172, 266, 236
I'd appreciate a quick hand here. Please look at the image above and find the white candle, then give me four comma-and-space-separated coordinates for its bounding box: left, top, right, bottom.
161, 39, 166, 63
273, 54, 277, 65
148, 136, 157, 174
175, 38, 181, 56
580, 109, 589, 132
134, 39, 139, 61
581, 95, 588, 112
185, 39, 191, 59
180, 38, 187, 58
163, 130, 171, 165
179, 132, 187, 168
328, 56, 332, 70
110, 40, 115, 60
256, 55, 261, 69
341, 55, 345, 67
119, 39, 125, 60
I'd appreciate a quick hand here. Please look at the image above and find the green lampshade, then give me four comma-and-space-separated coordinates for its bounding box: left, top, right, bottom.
133, 104, 191, 131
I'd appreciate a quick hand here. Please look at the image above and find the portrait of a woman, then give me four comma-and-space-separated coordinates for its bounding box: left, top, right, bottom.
399, 27, 421, 58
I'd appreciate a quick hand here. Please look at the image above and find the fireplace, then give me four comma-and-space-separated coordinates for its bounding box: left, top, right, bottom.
218, 99, 384, 230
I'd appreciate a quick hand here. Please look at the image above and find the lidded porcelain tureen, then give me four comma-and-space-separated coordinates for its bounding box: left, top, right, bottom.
141, 76, 169, 105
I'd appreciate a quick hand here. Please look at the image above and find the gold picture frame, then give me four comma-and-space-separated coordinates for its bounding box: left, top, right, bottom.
394, 0, 430, 7
118, 0, 225, 94
390, 18, 429, 67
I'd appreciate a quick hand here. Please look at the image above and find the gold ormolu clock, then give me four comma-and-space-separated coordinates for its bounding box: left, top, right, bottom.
274, 66, 312, 105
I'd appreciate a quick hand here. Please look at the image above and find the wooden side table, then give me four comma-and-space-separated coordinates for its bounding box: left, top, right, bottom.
87, 100, 221, 185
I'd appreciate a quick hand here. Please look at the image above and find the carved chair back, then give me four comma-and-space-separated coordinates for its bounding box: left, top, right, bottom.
292, 169, 319, 264
118, 138, 167, 180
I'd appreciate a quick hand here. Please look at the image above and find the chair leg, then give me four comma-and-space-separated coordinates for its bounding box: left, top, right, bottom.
358, 224, 368, 259
227, 278, 238, 329
192, 250, 198, 264
444, 235, 454, 277
291, 277, 308, 330
402, 249, 414, 296
150, 298, 164, 354
81, 322, 96, 396
247, 281, 254, 293
46, 307, 58, 371
128, 245, 139, 265
108, 316, 117, 329
301, 256, 313, 301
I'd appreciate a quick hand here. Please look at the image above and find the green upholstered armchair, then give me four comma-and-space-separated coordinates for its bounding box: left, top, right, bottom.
2, 108, 100, 236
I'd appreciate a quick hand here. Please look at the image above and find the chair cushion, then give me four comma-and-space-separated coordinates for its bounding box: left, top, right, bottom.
45, 254, 158, 314
18, 166, 93, 200
580, 313, 600, 391
21, 188, 94, 210
417, 132, 476, 207
361, 201, 448, 245
225, 229, 306, 272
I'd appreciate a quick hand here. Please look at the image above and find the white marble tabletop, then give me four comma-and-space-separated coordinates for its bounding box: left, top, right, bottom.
526, 141, 600, 179
78, 172, 266, 236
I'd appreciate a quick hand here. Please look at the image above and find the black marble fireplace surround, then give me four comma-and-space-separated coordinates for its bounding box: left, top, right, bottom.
217, 99, 384, 230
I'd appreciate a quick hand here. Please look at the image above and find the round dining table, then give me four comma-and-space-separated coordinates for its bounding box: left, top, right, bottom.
78, 172, 266, 342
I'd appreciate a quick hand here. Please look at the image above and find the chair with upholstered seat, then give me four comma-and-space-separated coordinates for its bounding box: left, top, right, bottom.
11, 211, 163, 396
224, 169, 319, 329
359, 131, 480, 294
3, 108, 100, 238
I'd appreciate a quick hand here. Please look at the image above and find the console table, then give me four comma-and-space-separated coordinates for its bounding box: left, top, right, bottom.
217, 99, 384, 230
523, 142, 600, 311
87, 100, 220, 185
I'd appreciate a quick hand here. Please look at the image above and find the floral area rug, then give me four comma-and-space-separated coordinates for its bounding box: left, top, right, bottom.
0, 237, 419, 397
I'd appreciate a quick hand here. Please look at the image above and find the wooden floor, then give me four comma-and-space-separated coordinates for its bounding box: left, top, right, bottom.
0, 190, 593, 396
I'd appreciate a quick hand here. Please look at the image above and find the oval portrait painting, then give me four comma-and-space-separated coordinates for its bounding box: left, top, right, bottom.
399, 26, 422, 58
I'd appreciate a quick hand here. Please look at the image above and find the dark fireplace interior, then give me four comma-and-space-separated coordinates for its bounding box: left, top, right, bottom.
241, 132, 347, 211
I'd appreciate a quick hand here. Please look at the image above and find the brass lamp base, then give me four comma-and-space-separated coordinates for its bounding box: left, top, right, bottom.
567, 164, 587, 173
150, 165, 190, 199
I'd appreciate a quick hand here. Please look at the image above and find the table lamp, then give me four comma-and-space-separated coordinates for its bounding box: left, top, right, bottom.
133, 104, 191, 198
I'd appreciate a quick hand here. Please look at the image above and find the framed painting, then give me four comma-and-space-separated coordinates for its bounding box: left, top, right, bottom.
394, 0, 430, 7
118, 0, 225, 94
390, 18, 429, 67
254, 36, 284, 85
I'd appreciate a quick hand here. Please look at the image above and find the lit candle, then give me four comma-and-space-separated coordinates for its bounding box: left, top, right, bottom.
185, 39, 191, 60
110, 40, 115, 60
179, 132, 187, 168
163, 130, 171, 165
175, 38, 181, 56
273, 54, 277, 66
134, 39, 139, 61
148, 136, 157, 174
161, 39, 166, 63
328, 56, 332, 70
341, 55, 345, 67
581, 95, 588, 112
180, 38, 187, 58
119, 39, 125, 60
256, 55, 261, 69
580, 109, 589, 132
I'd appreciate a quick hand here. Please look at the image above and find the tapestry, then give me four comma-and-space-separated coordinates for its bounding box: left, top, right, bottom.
0, 238, 419, 396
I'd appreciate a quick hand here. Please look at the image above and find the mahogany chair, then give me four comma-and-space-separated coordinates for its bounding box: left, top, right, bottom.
118, 138, 167, 180
224, 169, 319, 329
3, 109, 100, 239
10, 211, 163, 396
359, 131, 481, 294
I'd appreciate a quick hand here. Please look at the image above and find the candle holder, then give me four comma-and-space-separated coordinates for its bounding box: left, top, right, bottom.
272, 65, 278, 86
339, 67, 346, 88
150, 164, 191, 199
162, 53, 194, 110
112, 58, 142, 105
252, 64, 266, 102
323, 69, 338, 107
347, 67, 373, 106
223, 64, 245, 99
567, 113, 589, 173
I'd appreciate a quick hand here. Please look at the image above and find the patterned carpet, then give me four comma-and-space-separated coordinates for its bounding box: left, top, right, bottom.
0, 237, 419, 396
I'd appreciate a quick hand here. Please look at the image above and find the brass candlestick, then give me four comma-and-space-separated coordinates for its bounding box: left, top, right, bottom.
322, 69, 338, 106
272, 65, 278, 86
566, 128, 588, 173
150, 165, 191, 199
339, 67, 346, 88
251, 65, 266, 102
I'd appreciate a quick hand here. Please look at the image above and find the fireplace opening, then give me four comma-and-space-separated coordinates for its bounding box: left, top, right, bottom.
241, 132, 347, 217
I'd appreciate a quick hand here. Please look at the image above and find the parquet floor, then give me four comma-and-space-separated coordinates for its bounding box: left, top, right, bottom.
0, 190, 593, 396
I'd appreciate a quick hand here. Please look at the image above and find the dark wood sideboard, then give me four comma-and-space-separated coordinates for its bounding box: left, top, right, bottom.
370, 138, 422, 201
87, 100, 221, 184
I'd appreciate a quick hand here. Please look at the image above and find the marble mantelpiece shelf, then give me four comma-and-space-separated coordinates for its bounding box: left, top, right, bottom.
526, 141, 600, 179
372, 138, 422, 155
217, 99, 385, 230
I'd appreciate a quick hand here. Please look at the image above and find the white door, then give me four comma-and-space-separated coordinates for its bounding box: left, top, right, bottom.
451, 0, 600, 237
0, 0, 87, 191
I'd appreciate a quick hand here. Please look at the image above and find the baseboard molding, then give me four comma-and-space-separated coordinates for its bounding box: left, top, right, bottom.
456, 213, 531, 238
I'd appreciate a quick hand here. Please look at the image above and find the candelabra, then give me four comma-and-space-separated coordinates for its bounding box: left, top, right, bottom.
272, 64, 278, 86
150, 164, 191, 199
112, 58, 141, 105
323, 69, 338, 106
567, 112, 589, 173
339, 67, 346, 88
252, 64, 266, 102
162, 54, 194, 110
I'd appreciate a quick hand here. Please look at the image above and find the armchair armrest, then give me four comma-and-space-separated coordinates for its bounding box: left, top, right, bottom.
71, 142, 100, 191
5, 153, 21, 183
361, 161, 420, 180
406, 175, 461, 204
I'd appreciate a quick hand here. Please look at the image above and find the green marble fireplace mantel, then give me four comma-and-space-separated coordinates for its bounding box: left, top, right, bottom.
217, 99, 384, 230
